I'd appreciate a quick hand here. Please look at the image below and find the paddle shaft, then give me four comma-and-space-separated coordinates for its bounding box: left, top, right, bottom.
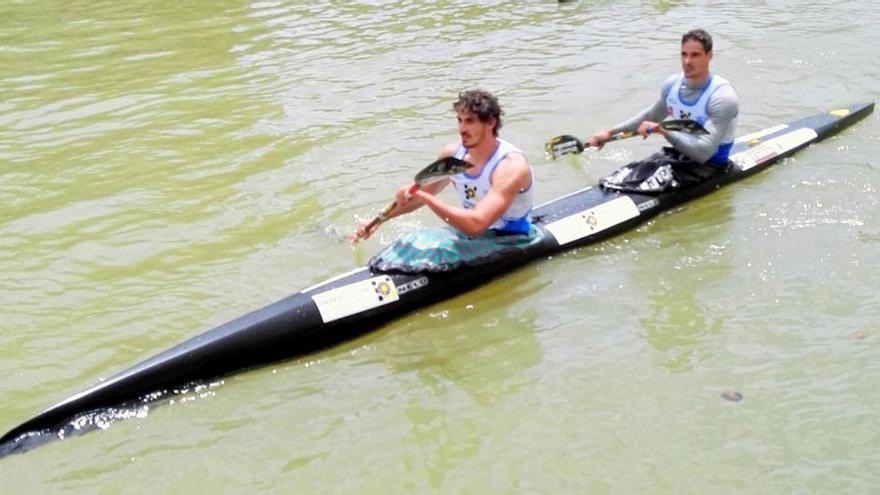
606, 119, 706, 142
545, 119, 709, 160
360, 183, 419, 234
599, 120, 680, 146
351, 156, 474, 242
603, 130, 636, 145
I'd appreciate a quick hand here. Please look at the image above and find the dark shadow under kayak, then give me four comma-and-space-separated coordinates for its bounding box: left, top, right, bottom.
1, 102, 873, 457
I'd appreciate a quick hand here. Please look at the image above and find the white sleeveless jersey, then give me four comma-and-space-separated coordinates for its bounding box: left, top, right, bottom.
666, 73, 737, 163
450, 138, 533, 233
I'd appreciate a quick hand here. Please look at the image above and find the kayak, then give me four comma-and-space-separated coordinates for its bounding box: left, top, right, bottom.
0, 102, 873, 456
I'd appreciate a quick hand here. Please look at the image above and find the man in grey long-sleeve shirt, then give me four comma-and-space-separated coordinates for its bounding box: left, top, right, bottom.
590, 29, 739, 193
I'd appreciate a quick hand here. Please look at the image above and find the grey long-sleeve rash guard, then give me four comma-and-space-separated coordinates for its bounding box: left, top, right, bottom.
611, 74, 739, 164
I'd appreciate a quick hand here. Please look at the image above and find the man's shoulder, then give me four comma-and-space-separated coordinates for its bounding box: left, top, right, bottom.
439, 142, 460, 158
708, 80, 739, 118
710, 78, 739, 103
661, 73, 680, 95
498, 147, 529, 170
708, 72, 736, 91
494, 147, 531, 186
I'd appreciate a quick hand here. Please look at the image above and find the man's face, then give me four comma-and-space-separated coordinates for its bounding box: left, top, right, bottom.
457, 108, 494, 148
681, 39, 712, 82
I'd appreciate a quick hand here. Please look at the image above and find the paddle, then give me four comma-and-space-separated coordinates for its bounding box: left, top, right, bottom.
348, 156, 474, 242
544, 119, 709, 160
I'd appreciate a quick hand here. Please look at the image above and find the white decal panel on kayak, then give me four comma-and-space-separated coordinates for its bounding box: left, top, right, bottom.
544, 196, 640, 246
311, 275, 399, 323
730, 127, 818, 171
735, 123, 789, 143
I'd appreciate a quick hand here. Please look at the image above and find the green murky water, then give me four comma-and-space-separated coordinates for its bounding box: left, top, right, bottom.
2, 1, 878, 492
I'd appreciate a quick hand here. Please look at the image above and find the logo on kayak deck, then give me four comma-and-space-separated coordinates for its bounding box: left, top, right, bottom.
637, 198, 660, 212
373, 280, 393, 301
311, 275, 400, 323
584, 212, 598, 229
397, 276, 429, 295
544, 196, 641, 246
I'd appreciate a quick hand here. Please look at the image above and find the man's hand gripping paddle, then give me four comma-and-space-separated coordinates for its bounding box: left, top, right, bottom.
544, 119, 709, 160
348, 156, 474, 242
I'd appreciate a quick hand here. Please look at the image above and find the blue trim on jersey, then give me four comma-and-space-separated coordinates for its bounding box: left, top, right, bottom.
453, 144, 467, 160
677, 74, 712, 106
492, 215, 532, 235
708, 142, 732, 166
460, 141, 501, 180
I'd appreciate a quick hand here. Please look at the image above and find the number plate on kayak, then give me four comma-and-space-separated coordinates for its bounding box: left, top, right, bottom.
545, 196, 640, 246
730, 127, 818, 171
311, 275, 400, 323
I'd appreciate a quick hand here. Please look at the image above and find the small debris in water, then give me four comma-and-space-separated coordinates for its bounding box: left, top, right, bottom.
850, 330, 866, 340
721, 390, 743, 402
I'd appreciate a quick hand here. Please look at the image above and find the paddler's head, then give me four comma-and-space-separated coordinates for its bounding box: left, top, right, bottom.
681, 29, 713, 85
454, 89, 503, 148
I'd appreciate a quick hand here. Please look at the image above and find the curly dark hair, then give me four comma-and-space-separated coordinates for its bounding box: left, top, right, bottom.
682, 28, 713, 53
453, 89, 503, 136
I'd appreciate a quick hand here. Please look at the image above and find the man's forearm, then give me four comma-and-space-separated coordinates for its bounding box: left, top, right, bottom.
612, 98, 668, 134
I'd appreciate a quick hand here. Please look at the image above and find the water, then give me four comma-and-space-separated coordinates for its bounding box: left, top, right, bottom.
2, 0, 878, 492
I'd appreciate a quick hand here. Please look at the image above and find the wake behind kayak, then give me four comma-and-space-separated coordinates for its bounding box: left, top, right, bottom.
0, 102, 873, 458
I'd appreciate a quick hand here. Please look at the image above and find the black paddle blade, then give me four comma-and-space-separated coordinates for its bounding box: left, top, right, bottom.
661, 119, 709, 135
414, 156, 473, 185
544, 134, 585, 160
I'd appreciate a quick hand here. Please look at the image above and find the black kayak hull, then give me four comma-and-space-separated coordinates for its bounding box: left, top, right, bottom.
1, 102, 873, 454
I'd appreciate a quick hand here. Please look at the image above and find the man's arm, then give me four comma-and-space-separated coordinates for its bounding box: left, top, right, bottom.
387, 142, 460, 217
412, 153, 530, 237
590, 75, 676, 148
352, 144, 457, 240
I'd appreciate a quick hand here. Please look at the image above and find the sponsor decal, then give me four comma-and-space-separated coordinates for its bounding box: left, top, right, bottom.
637, 198, 660, 211
464, 184, 478, 200
730, 127, 818, 171
544, 196, 640, 246
830, 108, 850, 117
311, 275, 400, 323
397, 276, 429, 295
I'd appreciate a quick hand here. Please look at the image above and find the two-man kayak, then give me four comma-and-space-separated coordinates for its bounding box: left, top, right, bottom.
0, 102, 873, 457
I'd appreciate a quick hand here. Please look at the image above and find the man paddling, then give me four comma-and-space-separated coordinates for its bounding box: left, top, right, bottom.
589, 28, 739, 192
354, 89, 534, 240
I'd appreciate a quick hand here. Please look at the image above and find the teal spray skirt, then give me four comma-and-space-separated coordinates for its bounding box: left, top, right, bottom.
370, 226, 545, 274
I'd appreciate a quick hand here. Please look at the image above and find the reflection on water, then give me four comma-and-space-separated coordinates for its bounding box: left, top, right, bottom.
634, 197, 734, 372
366, 272, 546, 487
